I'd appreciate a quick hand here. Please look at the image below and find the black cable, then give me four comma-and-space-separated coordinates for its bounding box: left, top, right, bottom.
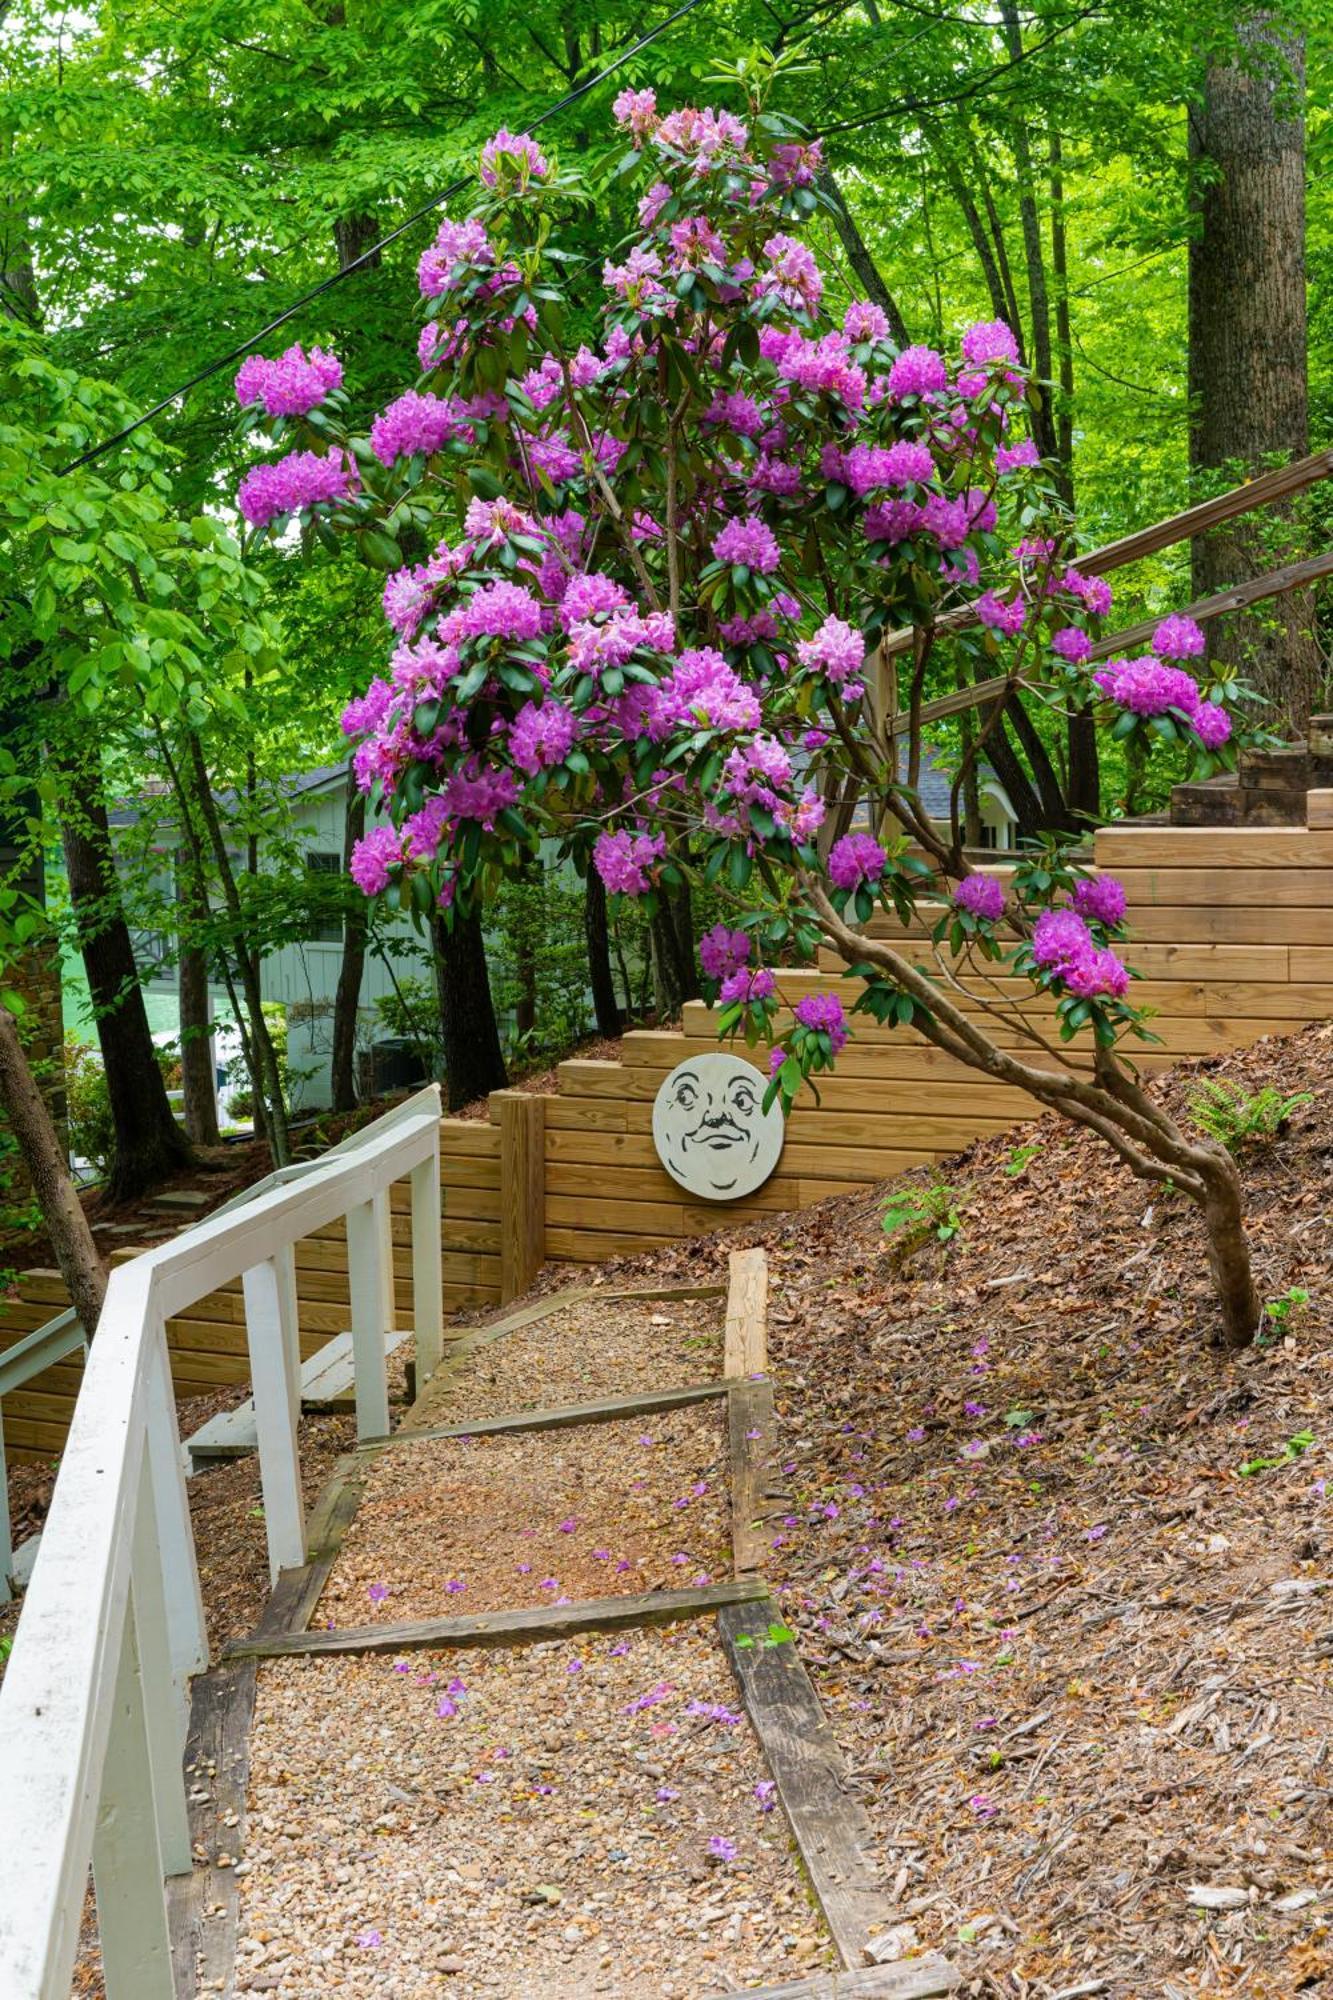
58, 0, 710, 476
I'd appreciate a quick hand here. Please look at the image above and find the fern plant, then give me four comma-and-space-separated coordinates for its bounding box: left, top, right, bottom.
1187, 1079, 1313, 1155
882, 1176, 968, 1257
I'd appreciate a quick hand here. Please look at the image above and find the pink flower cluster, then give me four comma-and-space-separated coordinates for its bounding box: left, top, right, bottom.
593, 828, 666, 897
712, 517, 781, 574
827, 833, 886, 891
1032, 908, 1130, 1000
794, 991, 848, 1052
480, 129, 548, 187
237, 447, 358, 526
1093, 657, 1231, 748
370, 391, 468, 466
954, 874, 1005, 921
234, 343, 342, 416
699, 924, 751, 982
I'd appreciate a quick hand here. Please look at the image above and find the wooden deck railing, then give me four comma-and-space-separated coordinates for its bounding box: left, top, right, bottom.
880, 444, 1333, 734
0, 1085, 444, 2000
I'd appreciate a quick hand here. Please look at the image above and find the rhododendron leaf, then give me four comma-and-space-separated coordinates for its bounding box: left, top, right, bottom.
356, 527, 402, 569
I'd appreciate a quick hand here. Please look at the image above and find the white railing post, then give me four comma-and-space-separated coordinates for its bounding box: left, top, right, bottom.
126, 1452, 193, 1878
347, 1192, 392, 1439
410, 1133, 443, 1384
242, 1245, 307, 1582
0, 1414, 11, 1606
91, 1564, 176, 2000
144, 1320, 208, 1715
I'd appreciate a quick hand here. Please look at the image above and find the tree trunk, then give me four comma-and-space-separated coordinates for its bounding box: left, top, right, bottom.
182, 731, 291, 1164
177, 865, 220, 1146
584, 871, 622, 1038
330, 766, 367, 1113
431, 910, 508, 1112
1200, 1151, 1261, 1349
999, 0, 1060, 470
59, 761, 193, 1201
816, 169, 909, 345
1188, 18, 1320, 734
0, 1005, 106, 1335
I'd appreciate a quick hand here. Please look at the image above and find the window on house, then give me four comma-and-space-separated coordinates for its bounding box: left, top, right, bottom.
305, 851, 345, 943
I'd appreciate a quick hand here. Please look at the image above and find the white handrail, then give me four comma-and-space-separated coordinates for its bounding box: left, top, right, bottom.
0, 1085, 444, 1999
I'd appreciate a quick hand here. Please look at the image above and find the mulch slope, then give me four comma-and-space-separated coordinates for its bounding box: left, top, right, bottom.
557, 1021, 1333, 1999
317, 1405, 731, 1627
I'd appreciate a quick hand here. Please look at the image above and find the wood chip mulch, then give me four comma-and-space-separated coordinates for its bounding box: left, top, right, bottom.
317, 1405, 732, 1628
557, 1021, 1333, 1999
417, 1295, 723, 1427
237, 1622, 833, 1996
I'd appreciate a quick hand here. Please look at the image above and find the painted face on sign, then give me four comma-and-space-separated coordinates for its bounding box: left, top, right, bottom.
652, 1054, 784, 1201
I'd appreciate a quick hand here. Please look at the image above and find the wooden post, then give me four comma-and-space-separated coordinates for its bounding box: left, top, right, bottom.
410, 1143, 444, 1384
143, 1322, 207, 1714
241, 1249, 306, 1581
495, 1092, 546, 1304
91, 1592, 175, 2000
347, 1193, 393, 1441
724, 1247, 768, 1378
126, 1454, 192, 1877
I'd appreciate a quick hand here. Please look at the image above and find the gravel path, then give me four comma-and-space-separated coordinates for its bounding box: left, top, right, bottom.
317, 1404, 731, 1626
236, 1622, 833, 1996
418, 1295, 723, 1429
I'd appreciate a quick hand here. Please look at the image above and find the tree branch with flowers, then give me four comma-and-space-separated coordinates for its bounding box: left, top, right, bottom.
230, 64, 1265, 1347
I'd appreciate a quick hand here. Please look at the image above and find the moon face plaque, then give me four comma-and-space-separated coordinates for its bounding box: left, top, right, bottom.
652, 1053, 784, 1202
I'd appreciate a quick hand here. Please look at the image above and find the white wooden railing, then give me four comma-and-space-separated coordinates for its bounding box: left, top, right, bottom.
0, 1085, 444, 1999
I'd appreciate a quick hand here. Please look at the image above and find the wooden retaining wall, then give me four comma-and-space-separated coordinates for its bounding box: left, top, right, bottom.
4, 821, 1331, 1463
440, 820, 1333, 1296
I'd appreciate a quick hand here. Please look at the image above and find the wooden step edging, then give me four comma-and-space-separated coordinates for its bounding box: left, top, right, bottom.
720, 1595, 955, 1993
708, 1966, 958, 1999
223, 1577, 769, 1661
355, 1377, 734, 1451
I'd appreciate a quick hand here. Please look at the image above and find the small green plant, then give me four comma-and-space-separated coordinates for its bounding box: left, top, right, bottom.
1259, 1286, 1311, 1346
881, 1176, 968, 1256
1002, 1142, 1043, 1178
1239, 1429, 1316, 1478
1188, 1079, 1314, 1155
733, 1620, 795, 1650
0, 1633, 11, 1667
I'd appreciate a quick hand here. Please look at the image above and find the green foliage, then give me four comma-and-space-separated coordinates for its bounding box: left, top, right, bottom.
489, 869, 591, 1066
1002, 1142, 1044, 1178
225, 1005, 303, 1122
371, 974, 444, 1072
1239, 1429, 1316, 1477
1260, 1285, 1312, 1346
1187, 1078, 1314, 1154
62, 1035, 118, 1178
881, 1175, 968, 1256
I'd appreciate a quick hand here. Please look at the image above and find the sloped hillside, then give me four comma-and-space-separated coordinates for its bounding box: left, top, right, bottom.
579, 1022, 1333, 1998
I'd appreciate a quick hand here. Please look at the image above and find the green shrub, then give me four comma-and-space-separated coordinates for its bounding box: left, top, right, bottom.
1187, 1079, 1314, 1154
63, 1034, 116, 1175
881, 1175, 968, 1258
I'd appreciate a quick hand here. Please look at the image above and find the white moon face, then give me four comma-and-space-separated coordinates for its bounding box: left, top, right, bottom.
652, 1053, 785, 1202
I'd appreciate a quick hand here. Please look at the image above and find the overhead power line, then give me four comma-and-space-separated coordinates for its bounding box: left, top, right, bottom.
58, 0, 710, 476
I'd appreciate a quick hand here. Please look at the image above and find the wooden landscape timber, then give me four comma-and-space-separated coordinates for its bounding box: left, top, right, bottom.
223, 1576, 771, 1660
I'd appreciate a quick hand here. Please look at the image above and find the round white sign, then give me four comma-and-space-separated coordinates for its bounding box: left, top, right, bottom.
652, 1052, 785, 1202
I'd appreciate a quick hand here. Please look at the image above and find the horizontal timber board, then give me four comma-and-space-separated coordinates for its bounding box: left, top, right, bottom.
1094, 826, 1333, 868
816, 941, 1291, 982
437, 1120, 502, 1156
1111, 867, 1333, 907
545, 1161, 807, 1208
361, 1380, 732, 1448
1291, 949, 1333, 980
226, 1578, 770, 1658
543, 1130, 941, 1177
617, 1072, 1040, 1117
709, 1965, 959, 1999
543, 1097, 628, 1132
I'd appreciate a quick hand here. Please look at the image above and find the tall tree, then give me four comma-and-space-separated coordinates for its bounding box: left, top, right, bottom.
431, 911, 507, 1112
1188, 15, 1322, 734
58, 752, 195, 1200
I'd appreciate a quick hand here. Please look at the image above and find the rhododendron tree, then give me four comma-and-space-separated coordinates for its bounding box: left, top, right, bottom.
232, 76, 1264, 1348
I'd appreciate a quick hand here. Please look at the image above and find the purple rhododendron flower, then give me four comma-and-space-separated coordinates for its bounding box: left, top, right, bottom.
1193, 700, 1232, 749
1051, 626, 1092, 664
700, 923, 751, 982
960, 319, 1020, 367
719, 965, 776, 1007
1072, 876, 1127, 927
953, 874, 1005, 922
794, 991, 847, 1052
238, 447, 358, 526
1151, 613, 1206, 660
712, 515, 781, 574
887, 344, 947, 398
827, 832, 887, 891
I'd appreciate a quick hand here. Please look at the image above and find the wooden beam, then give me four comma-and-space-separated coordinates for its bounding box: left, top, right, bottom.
1086, 546, 1333, 662
881, 444, 1333, 660
495, 1091, 546, 1303
724, 1248, 769, 1378
708, 1965, 958, 1999
355, 1379, 732, 1451
224, 1577, 770, 1661
729, 1378, 780, 1576
719, 1597, 906, 1972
